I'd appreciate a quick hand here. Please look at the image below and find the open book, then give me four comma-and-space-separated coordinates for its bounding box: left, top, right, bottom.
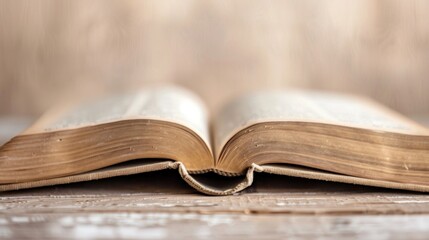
1, 87, 429, 195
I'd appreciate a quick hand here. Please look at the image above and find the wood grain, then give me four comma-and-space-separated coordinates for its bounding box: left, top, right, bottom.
1, 0, 429, 117
2, 213, 429, 239
2, 172, 429, 239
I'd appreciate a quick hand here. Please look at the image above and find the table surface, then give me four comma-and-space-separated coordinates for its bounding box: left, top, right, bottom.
1, 118, 429, 239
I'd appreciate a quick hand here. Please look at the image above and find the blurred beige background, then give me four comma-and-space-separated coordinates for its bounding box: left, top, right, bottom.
0, 0, 428, 118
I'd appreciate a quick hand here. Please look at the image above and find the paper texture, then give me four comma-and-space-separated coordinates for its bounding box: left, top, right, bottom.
214, 90, 428, 156
25, 87, 211, 149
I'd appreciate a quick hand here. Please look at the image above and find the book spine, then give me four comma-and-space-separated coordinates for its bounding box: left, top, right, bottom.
170, 162, 264, 195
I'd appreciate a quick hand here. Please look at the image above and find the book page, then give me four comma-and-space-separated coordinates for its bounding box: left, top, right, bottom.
214, 90, 429, 157
24, 86, 211, 149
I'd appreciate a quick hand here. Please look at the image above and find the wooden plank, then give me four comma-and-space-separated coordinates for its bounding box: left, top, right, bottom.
1, 172, 429, 239
1, 213, 429, 239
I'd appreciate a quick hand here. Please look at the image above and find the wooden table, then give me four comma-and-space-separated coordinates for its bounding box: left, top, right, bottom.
1, 118, 429, 239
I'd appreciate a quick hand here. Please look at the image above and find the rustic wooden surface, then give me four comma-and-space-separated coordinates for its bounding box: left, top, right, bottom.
2, 172, 429, 239
1, 118, 429, 239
